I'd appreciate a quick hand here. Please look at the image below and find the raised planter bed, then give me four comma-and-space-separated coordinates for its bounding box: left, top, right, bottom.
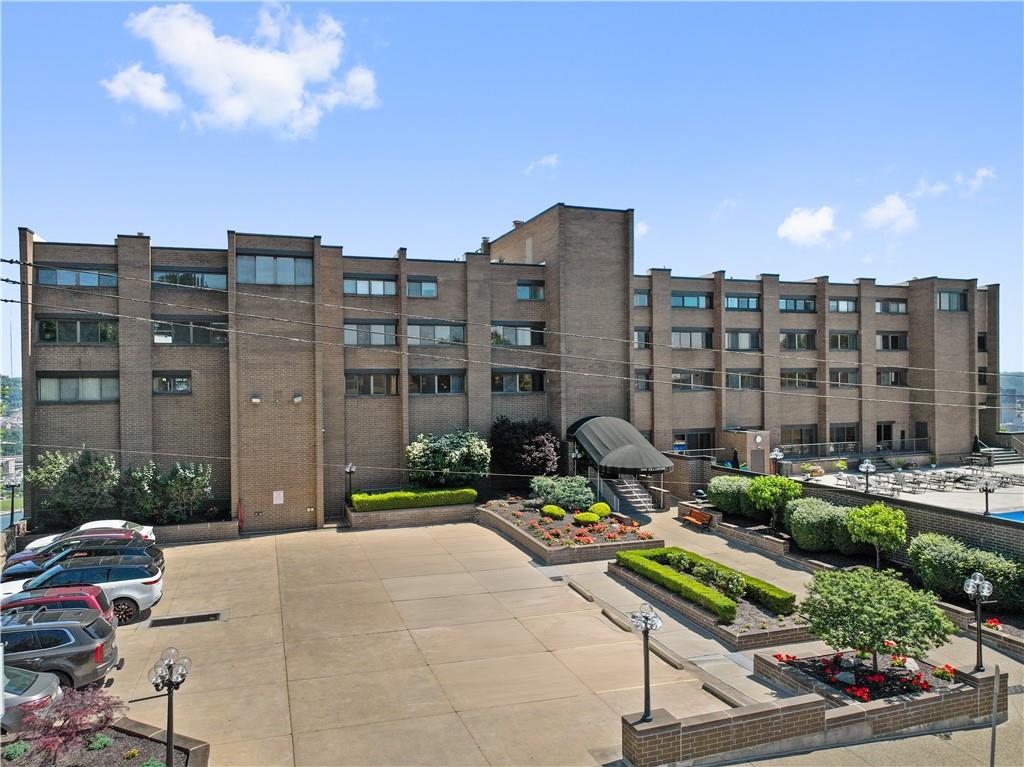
936, 601, 1024, 661
345, 503, 477, 530
155, 520, 238, 545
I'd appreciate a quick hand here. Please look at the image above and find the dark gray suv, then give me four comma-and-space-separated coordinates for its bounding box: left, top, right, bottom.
1, 608, 118, 689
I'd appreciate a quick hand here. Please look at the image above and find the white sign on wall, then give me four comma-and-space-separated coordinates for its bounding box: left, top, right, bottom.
272, 490, 284, 505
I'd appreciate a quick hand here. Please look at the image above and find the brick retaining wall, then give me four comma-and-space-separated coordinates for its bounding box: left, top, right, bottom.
936, 601, 1024, 661
154, 520, 239, 545
344, 503, 477, 530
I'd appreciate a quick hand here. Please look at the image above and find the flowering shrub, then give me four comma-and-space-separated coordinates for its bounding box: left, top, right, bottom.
933, 664, 956, 681
773, 653, 797, 663
864, 673, 886, 684
909, 673, 931, 691
984, 617, 1003, 631
890, 655, 907, 667
406, 431, 490, 487
637, 530, 654, 540
845, 685, 870, 702
605, 533, 620, 541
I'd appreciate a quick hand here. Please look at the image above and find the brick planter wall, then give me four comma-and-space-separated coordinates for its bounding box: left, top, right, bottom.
345, 503, 477, 530
155, 520, 239, 545
936, 601, 1024, 661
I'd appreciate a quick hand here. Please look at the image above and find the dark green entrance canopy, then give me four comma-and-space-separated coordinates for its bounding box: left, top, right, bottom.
567, 416, 673, 474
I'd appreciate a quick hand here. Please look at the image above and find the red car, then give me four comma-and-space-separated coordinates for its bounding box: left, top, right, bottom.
1, 585, 115, 626
5, 530, 141, 567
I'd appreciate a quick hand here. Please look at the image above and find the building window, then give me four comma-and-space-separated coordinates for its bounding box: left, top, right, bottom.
671, 329, 712, 349
491, 371, 544, 393
408, 324, 465, 345
829, 369, 860, 387
492, 324, 544, 347
725, 331, 761, 350
780, 331, 815, 350
634, 370, 653, 392
978, 367, 989, 387
516, 281, 545, 301
633, 328, 653, 350
781, 425, 818, 451
830, 424, 859, 447
725, 371, 762, 390
410, 372, 465, 395
875, 298, 907, 314
672, 431, 714, 453
877, 368, 908, 387
937, 290, 967, 311
407, 278, 438, 298
828, 297, 858, 313
829, 331, 858, 351
779, 297, 816, 312
780, 370, 816, 388
153, 374, 191, 394
672, 292, 711, 309
237, 255, 312, 286
345, 371, 397, 396
153, 270, 227, 290
36, 267, 117, 288
37, 319, 118, 345
342, 276, 397, 296
725, 294, 760, 311
633, 290, 650, 307
876, 332, 909, 351
152, 319, 228, 345
977, 333, 988, 353
672, 369, 712, 392
344, 323, 397, 346
37, 374, 119, 403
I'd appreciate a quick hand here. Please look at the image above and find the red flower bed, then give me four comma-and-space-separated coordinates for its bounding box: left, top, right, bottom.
488, 499, 656, 547
776, 651, 953, 702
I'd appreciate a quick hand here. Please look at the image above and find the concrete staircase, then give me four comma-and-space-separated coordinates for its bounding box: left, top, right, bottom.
609, 477, 656, 516
974, 447, 1021, 466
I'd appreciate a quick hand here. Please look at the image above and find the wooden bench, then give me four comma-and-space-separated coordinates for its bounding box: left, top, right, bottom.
681, 508, 713, 529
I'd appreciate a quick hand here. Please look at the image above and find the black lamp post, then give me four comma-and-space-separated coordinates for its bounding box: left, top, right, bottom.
769, 448, 784, 476
978, 478, 998, 516
629, 602, 663, 722
963, 572, 994, 673
345, 463, 356, 504
148, 647, 191, 767
4, 481, 18, 530
571, 448, 583, 477
859, 459, 876, 493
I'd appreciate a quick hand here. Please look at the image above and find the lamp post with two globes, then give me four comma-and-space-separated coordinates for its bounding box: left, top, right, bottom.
963, 573, 994, 673
630, 602, 663, 723
148, 647, 192, 767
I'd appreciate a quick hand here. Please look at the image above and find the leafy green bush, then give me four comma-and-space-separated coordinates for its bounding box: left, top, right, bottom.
691, 561, 745, 601
529, 475, 595, 511
744, 475, 802, 524
706, 476, 751, 515
573, 512, 599, 525
2, 742, 31, 762
490, 417, 560, 476
847, 503, 907, 568
784, 497, 832, 533
139, 760, 165, 767
26, 449, 119, 531
406, 431, 491, 487
616, 550, 737, 623
351, 488, 477, 512
541, 504, 566, 520
908, 533, 1024, 612
665, 547, 797, 614
789, 503, 835, 551
589, 502, 612, 518
87, 734, 114, 751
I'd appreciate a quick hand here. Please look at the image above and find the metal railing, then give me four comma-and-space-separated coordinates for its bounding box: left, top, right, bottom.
587, 467, 621, 513
776, 437, 932, 460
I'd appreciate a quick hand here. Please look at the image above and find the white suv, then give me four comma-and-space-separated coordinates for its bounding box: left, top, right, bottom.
25, 520, 156, 552
2, 556, 163, 625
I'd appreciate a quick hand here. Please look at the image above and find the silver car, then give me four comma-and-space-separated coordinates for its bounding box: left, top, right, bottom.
2, 665, 63, 734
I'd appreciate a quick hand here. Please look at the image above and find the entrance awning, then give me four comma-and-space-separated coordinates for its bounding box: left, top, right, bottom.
567, 416, 674, 474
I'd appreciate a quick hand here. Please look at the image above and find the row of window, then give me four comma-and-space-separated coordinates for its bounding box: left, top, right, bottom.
37, 319, 118, 345
631, 328, 920, 353
37, 375, 119, 403
633, 292, 969, 315
237, 255, 314, 286
343, 370, 546, 396
153, 320, 228, 345
153, 270, 228, 290
633, 367, 911, 391
343, 276, 545, 302
36, 267, 117, 287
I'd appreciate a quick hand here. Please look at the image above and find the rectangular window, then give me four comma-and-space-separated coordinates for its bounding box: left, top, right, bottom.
725, 294, 760, 311
779, 297, 816, 312
830, 424, 859, 446
491, 324, 544, 347
515, 281, 544, 301
407, 278, 438, 298
829, 369, 860, 387
343, 276, 397, 296
978, 367, 989, 387
671, 329, 712, 349
725, 371, 762, 390
633, 328, 652, 350
875, 298, 908, 314
37, 374, 119, 403
829, 331, 858, 351
153, 270, 228, 290
236, 255, 313, 286
782, 425, 818, 447
37, 319, 118, 345
634, 370, 653, 392
407, 324, 465, 345
633, 290, 650, 307
672, 369, 712, 392
877, 368, 908, 387
876, 332, 909, 351
672, 431, 714, 453
671, 292, 711, 309
153, 374, 192, 394
490, 371, 545, 394
725, 331, 761, 350
937, 290, 968, 311
343, 323, 397, 346
409, 372, 466, 395
828, 297, 858, 313
35, 267, 117, 288
780, 370, 816, 388
780, 331, 815, 350
345, 371, 397, 396
152, 319, 228, 345
977, 333, 988, 353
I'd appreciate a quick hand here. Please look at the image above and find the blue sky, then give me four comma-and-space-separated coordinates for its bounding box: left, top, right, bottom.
2, 1, 1021, 374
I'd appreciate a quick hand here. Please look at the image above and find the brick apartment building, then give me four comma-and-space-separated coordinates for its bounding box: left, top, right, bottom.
18, 204, 1000, 531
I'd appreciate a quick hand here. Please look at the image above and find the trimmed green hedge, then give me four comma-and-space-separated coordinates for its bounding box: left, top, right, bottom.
573, 511, 600, 525
908, 533, 1024, 612
351, 487, 477, 512
541, 504, 566, 520
706, 476, 751, 515
664, 547, 797, 615
616, 549, 737, 623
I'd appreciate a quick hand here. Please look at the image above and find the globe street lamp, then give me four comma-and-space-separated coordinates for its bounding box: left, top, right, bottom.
859, 459, 876, 493
978, 478, 999, 516
963, 573, 994, 672
770, 448, 784, 476
148, 647, 192, 767
630, 602, 663, 723
571, 448, 584, 477
345, 463, 357, 504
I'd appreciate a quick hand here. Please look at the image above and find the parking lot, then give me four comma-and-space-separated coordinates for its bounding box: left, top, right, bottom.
107, 524, 728, 767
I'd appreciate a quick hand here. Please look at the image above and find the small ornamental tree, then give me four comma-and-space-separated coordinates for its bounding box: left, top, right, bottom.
26, 450, 119, 530
801, 568, 954, 671
118, 461, 161, 524
489, 417, 560, 476
162, 462, 213, 523
17, 687, 126, 767
847, 502, 907, 569
406, 431, 491, 487
745, 475, 802, 530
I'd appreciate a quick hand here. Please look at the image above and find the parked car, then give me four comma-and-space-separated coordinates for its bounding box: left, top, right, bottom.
1, 608, 119, 689
5, 529, 143, 567
3, 542, 164, 582
1, 556, 163, 625
1, 585, 115, 626
2, 666, 63, 734
24, 520, 156, 552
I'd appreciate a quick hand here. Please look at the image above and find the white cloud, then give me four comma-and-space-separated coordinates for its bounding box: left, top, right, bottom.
100, 63, 182, 113
636, 221, 650, 239
776, 206, 836, 246
908, 179, 949, 198
525, 153, 559, 174
104, 3, 377, 137
862, 194, 917, 233
711, 197, 736, 221
956, 167, 997, 194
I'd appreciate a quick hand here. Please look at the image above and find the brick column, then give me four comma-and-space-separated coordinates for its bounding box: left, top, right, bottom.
115, 234, 153, 471
649, 268, 673, 452
465, 253, 492, 435
621, 710, 682, 767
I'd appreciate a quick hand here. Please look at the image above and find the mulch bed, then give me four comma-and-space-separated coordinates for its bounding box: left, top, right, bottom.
7, 727, 188, 767
777, 650, 952, 702
482, 498, 657, 547
733, 599, 805, 634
